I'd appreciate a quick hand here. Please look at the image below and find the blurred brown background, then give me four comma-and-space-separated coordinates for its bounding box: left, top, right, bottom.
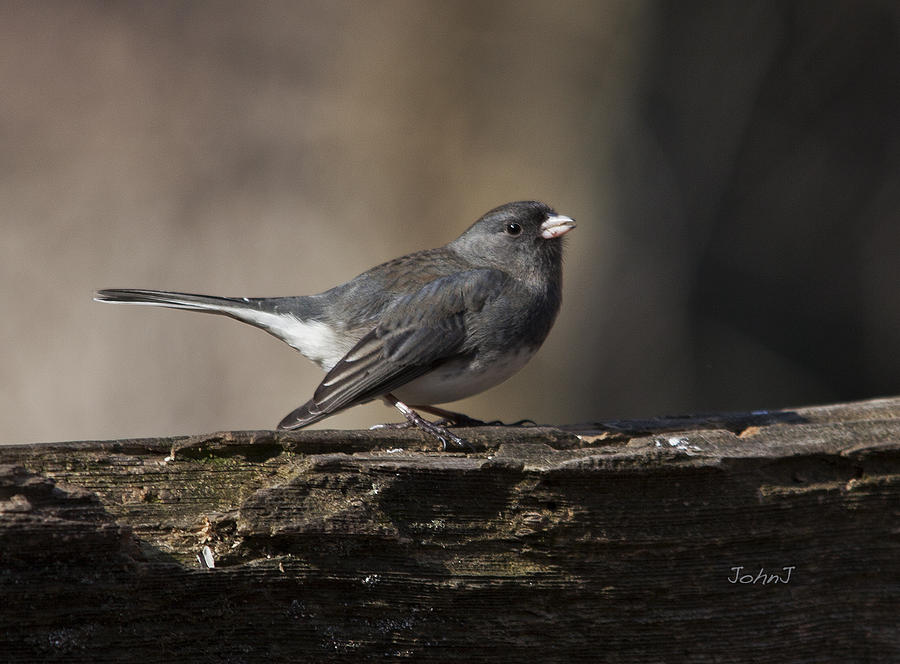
2, 1, 898, 444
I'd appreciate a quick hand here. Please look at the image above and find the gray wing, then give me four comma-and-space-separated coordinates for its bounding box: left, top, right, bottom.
277, 268, 510, 429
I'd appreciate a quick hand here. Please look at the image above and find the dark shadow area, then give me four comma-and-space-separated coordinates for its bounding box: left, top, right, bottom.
618, 1, 900, 413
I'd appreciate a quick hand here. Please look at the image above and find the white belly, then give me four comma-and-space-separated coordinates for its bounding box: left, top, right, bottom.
393, 346, 538, 406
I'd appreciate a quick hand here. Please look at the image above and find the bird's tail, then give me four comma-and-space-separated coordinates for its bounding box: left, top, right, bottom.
94, 288, 323, 349
94, 288, 244, 312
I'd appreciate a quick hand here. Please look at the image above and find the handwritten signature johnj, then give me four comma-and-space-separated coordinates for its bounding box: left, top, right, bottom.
728, 566, 795, 584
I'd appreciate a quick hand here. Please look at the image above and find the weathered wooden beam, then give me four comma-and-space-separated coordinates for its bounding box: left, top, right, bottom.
2, 397, 898, 662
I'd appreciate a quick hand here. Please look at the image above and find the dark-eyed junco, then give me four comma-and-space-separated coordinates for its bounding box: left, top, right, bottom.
95, 201, 575, 449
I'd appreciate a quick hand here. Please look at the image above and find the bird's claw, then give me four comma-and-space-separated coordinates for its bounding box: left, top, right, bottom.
369, 421, 414, 430
370, 419, 473, 451
436, 416, 537, 428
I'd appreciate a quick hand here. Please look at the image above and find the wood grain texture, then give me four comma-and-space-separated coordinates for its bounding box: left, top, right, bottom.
1, 397, 898, 662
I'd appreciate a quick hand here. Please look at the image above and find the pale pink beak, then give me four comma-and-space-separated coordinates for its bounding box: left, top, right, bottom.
540, 214, 576, 239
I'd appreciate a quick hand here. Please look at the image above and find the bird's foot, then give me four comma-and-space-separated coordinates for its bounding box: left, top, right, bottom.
454, 417, 538, 427
370, 421, 415, 430
433, 414, 489, 427
370, 418, 472, 451
415, 418, 473, 452
412, 405, 537, 428
379, 395, 474, 451
497, 418, 538, 427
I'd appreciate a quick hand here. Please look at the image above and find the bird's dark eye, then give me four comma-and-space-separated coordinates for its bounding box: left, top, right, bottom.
505, 223, 522, 236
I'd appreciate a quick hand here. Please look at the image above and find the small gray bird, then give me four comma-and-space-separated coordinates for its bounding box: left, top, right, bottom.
95, 201, 575, 449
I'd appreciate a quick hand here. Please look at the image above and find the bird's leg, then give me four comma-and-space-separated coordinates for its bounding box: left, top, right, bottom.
374, 395, 473, 451
368, 399, 418, 431
372, 403, 486, 427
